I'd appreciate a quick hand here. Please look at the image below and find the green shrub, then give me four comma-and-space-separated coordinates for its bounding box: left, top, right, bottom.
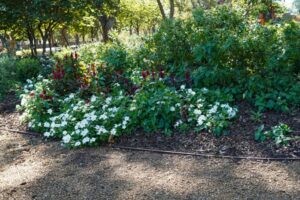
0, 55, 16, 98
15, 57, 41, 82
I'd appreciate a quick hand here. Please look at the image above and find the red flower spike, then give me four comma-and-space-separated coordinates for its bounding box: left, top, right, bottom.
151, 70, 155, 80
39, 93, 45, 99
159, 69, 165, 78
30, 91, 35, 97
142, 70, 147, 80
185, 71, 191, 82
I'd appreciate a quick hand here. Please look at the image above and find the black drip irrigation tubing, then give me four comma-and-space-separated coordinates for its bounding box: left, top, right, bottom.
1, 127, 300, 161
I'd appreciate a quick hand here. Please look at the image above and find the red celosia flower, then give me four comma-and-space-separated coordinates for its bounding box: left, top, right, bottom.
142, 70, 147, 80
151, 70, 155, 80
159, 69, 165, 79
39, 93, 45, 99
185, 71, 190, 82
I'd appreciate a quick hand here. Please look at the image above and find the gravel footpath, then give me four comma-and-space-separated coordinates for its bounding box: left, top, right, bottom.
1, 126, 300, 200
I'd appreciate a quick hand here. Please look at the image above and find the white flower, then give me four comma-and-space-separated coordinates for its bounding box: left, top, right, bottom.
44, 122, 50, 128
129, 106, 136, 111
208, 105, 218, 114
111, 128, 117, 135
109, 107, 118, 113
187, 89, 196, 96
28, 122, 33, 127
193, 109, 202, 115
47, 109, 53, 115
227, 107, 237, 118
95, 126, 108, 135
69, 93, 75, 99
62, 135, 72, 144
38, 123, 42, 127
91, 95, 97, 102
174, 120, 183, 128
124, 116, 130, 121
170, 106, 176, 112
44, 132, 50, 137
201, 88, 209, 93
81, 129, 89, 137
175, 103, 181, 107
180, 85, 186, 90
197, 115, 207, 126
61, 121, 67, 126
90, 138, 96, 143
74, 141, 81, 147
63, 131, 67, 135
82, 137, 90, 144
99, 114, 108, 120
105, 97, 112, 104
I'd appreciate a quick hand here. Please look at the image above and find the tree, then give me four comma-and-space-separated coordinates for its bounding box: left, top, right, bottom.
87, 0, 120, 42
156, 0, 175, 19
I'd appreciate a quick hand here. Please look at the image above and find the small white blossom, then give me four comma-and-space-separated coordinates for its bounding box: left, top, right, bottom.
197, 115, 207, 126
81, 129, 89, 137
91, 95, 97, 102
62, 135, 72, 144
74, 141, 81, 147
44, 132, 50, 137
193, 109, 202, 115
111, 128, 117, 135
44, 122, 50, 128
82, 137, 90, 144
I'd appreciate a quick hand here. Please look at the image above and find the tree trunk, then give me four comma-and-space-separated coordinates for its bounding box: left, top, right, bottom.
48, 34, 52, 55
156, 0, 166, 19
75, 34, 80, 46
60, 27, 69, 47
99, 15, 116, 43
169, 0, 175, 19
26, 25, 37, 57
41, 36, 47, 56
136, 23, 140, 35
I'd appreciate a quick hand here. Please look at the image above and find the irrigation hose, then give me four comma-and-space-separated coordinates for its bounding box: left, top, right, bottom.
1, 127, 300, 161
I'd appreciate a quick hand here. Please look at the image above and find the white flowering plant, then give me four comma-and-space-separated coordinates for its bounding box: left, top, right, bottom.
130, 81, 238, 136
17, 64, 238, 148
17, 78, 58, 131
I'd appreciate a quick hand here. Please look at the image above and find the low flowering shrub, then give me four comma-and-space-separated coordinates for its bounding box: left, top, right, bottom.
18, 76, 238, 147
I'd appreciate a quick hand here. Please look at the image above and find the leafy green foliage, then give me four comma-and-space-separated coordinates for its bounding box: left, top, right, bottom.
0, 55, 16, 98
15, 58, 41, 82
255, 123, 293, 145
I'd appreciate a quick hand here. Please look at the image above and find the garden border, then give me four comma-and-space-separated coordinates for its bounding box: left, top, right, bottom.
1, 127, 300, 161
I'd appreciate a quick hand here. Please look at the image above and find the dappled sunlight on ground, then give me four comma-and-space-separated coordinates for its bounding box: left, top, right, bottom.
0, 130, 300, 200
234, 161, 300, 194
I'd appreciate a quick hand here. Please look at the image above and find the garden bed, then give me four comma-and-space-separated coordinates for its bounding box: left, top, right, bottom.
1, 95, 299, 159
116, 102, 300, 158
